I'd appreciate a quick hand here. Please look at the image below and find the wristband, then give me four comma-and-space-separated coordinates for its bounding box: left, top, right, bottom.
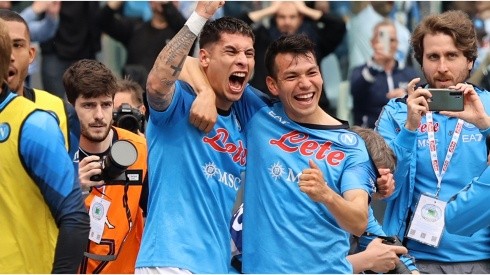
185, 11, 208, 36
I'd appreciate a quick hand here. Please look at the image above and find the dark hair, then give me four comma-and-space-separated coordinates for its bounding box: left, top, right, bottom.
265, 34, 317, 79
199, 16, 254, 49
63, 59, 118, 105
0, 9, 29, 40
411, 10, 478, 67
117, 77, 145, 106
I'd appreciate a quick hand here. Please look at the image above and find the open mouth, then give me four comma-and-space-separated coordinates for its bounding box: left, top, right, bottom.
7, 68, 15, 82
229, 72, 246, 93
294, 92, 315, 102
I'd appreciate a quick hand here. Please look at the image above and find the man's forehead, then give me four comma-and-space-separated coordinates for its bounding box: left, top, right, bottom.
218, 34, 254, 49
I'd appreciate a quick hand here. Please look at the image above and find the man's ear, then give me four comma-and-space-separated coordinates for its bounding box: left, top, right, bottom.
266, 76, 279, 96
29, 45, 36, 65
199, 48, 210, 68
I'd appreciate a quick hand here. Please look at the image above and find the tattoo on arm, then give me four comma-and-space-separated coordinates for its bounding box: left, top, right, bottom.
147, 26, 197, 111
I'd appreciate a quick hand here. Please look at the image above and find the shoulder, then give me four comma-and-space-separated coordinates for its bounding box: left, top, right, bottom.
381, 97, 408, 117
114, 127, 147, 147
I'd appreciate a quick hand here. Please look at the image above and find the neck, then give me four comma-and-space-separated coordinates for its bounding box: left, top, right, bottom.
79, 128, 113, 154
293, 107, 342, 125
383, 59, 396, 72
151, 16, 168, 29
16, 85, 24, 97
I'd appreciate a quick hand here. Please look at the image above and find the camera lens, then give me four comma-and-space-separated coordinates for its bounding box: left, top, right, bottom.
103, 140, 138, 179
115, 114, 140, 133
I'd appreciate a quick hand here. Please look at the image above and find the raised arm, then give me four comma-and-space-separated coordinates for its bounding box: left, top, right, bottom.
180, 57, 217, 133
247, 1, 280, 23
146, 1, 224, 111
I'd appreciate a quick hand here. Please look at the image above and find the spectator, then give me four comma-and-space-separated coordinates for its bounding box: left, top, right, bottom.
0, 9, 80, 164
20, 1, 60, 43
376, 10, 490, 273
350, 20, 420, 128
40, 2, 101, 99
0, 19, 89, 273
19, 1, 60, 87
237, 1, 346, 113
63, 59, 147, 273
348, 1, 411, 74
97, 1, 187, 90
135, 2, 252, 274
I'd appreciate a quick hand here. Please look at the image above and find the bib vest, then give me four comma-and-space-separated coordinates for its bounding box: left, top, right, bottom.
80, 127, 147, 274
33, 88, 69, 151
0, 96, 58, 273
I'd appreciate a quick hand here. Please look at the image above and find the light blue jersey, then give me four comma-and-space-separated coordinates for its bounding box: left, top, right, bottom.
446, 166, 490, 236
376, 86, 490, 262
239, 101, 375, 273
136, 81, 245, 273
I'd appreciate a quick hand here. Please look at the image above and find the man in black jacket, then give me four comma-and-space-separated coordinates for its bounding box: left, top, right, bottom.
238, 1, 346, 112
40, 2, 101, 99
97, 1, 187, 90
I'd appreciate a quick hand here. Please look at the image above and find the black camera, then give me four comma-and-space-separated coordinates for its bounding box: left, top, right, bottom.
379, 236, 412, 274
113, 103, 145, 134
90, 140, 138, 183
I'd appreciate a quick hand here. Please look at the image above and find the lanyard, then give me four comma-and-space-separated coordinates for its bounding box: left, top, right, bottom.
425, 112, 464, 198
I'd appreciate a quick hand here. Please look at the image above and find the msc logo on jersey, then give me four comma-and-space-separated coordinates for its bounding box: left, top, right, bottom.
338, 133, 358, 147
0, 122, 10, 142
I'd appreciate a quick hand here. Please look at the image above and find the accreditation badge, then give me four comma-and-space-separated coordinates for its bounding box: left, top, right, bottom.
88, 196, 111, 244
406, 194, 446, 247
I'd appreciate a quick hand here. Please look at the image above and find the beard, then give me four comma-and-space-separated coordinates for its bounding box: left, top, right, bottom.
424, 70, 470, 88
80, 123, 111, 143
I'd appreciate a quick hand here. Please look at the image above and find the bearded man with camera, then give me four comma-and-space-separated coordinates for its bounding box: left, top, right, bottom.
63, 59, 148, 274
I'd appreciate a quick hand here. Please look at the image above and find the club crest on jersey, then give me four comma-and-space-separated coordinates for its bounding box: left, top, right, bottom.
338, 132, 359, 146
203, 128, 247, 165
269, 130, 345, 166
0, 122, 10, 142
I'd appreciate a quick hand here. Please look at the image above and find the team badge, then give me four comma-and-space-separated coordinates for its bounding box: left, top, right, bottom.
0, 122, 10, 142
338, 132, 358, 147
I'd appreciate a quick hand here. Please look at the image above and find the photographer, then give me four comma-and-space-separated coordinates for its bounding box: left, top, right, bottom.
63, 59, 148, 274
113, 78, 147, 136
376, 10, 490, 273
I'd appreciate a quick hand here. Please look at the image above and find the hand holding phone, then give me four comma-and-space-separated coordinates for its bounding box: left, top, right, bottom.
427, 89, 464, 112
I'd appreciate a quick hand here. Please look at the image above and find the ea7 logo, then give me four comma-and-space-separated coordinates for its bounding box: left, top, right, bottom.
0, 123, 10, 143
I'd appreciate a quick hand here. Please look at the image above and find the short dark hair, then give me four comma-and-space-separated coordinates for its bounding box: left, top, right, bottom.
411, 10, 478, 67
117, 77, 144, 106
265, 34, 317, 79
0, 9, 30, 41
63, 59, 118, 105
199, 16, 254, 49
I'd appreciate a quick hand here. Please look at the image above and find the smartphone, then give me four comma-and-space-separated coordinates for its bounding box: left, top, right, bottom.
427, 89, 464, 112
379, 28, 391, 54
